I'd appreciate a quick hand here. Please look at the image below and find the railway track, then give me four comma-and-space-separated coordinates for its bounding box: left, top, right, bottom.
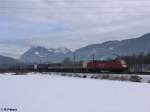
0, 68, 150, 75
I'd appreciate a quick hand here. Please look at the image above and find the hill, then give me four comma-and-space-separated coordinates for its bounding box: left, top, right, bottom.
75, 33, 150, 61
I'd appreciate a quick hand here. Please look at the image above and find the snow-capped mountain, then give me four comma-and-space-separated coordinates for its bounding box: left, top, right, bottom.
20, 46, 72, 63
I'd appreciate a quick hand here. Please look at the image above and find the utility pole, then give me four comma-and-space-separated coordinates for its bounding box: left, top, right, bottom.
73, 52, 76, 64
92, 53, 95, 62
91, 50, 96, 62
73, 52, 76, 72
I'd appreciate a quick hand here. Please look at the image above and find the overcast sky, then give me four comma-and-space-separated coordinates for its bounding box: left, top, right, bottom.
0, 0, 150, 58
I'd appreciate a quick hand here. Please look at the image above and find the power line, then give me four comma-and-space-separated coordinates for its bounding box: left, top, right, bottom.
0, 6, 149, 8
0, 0, 150, 4
0, 0, 150, 1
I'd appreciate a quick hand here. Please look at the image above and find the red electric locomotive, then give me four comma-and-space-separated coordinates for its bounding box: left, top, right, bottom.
87, 58, 128, 72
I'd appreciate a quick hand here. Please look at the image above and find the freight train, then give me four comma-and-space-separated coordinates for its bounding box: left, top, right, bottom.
34, 58, 128, 73
0, 58, 127, 73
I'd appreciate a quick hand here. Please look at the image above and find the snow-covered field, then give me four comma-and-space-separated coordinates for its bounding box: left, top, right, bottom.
0, 73, 150, 112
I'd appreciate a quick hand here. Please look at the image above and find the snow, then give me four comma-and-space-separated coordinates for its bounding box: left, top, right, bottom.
140, 75, 150, 82
48, 48, 70, 54
48, 48, 55, 52
34, 51, 40, 55
54, 48, 70, 54
0, 73, 150, 112
34, 51, 46, 57
109, 47, 114, 50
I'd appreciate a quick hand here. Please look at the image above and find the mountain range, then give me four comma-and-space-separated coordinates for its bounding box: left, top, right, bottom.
1, 33, 150, 64
20, 47, 72, 63
75, 33, 150, 61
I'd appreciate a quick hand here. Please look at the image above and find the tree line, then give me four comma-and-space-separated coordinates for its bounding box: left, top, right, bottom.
122, 53, 150, 73
123, 53, 150, 65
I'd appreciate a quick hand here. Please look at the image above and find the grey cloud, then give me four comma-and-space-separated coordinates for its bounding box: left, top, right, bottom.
0, 0, 150, 58
0, 43, 29, 59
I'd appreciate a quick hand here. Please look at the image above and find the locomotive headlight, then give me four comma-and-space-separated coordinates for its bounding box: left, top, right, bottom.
120, 60, 127, 68
122, 64, 127, 68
